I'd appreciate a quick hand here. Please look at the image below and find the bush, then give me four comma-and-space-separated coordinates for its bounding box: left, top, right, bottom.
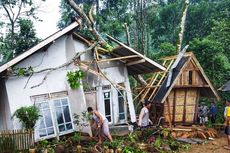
12, 105, 40, 130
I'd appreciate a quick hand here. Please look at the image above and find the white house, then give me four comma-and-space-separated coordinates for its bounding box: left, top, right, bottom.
0, 20, 165, 141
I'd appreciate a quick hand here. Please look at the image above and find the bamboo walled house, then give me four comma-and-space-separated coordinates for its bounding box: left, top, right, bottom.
136, 52, 220, 125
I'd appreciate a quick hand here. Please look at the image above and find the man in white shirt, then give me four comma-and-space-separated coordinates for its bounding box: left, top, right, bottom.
138, 100, 152, 128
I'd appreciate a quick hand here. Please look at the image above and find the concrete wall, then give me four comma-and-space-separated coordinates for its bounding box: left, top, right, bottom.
4, 35, 91, 137
0, 79, 13, 130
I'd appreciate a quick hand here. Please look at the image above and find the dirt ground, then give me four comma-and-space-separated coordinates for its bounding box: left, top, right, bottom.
181, 134, 230, 153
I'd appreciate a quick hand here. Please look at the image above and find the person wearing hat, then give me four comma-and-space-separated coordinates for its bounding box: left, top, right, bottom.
138, 100, 153, 128
224, 99, 230, 150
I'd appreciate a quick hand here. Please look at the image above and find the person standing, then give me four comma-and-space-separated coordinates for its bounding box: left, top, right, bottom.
87, 107, 113, 143
210, 102, 217, 124
224, 100, 230, 150
138, 100, 152, 128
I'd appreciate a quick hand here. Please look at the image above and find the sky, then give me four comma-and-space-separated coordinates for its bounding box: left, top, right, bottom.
34, 0, 61, 39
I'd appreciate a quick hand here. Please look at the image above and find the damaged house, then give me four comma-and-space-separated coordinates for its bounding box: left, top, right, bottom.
136, 52, 220, 125
0, 20, 165, 141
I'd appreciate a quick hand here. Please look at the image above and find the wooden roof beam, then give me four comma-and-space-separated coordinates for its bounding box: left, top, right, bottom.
126, 59, 145, 66
97, 55, 140, 63
161, 52, 194, 61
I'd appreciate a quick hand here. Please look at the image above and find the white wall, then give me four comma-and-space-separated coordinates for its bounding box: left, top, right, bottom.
0, 79, 13, 130
4, 35, 91, 135
94, 62, 137, 124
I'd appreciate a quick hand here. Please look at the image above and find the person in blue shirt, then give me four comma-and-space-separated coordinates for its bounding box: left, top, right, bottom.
210, 101, 217, 124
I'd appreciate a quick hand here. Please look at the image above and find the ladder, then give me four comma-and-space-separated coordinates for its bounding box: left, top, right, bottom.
135, 58, 175, 102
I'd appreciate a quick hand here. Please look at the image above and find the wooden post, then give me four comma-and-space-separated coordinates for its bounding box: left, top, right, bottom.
183, 89, 188, 124
194, 89, 200, 123
166, 97, 172, 131
173, 90, 176, 125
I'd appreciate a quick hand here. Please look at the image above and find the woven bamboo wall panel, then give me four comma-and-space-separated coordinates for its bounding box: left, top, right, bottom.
186, 105, 195, 113
187, 89, 197, 97
176, 89, 185, 97
176, 97, 185, 105
186, 97, 196, 105
185, 113, 194, 122
175, 106, 184, 114
167, 98, 174, 106
175, 114, 183, 122
164, 106, 173, 114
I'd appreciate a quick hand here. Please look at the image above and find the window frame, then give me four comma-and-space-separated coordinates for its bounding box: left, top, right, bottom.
33, 94, 74, 140
103, 89, 113, 124
52, 97, 75, 136
35, 100, 56, 140
117, 90, 126, 122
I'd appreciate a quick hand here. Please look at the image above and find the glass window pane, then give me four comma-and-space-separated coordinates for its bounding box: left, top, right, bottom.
56, 108, 64, 124
39, 119, 45, 129
37, 103, 42, 108
119, 113, 125, 120
59, 125, 65, 132
54, 100, 61, 107
66, 123, 73, 130
119, 98, 124, 113
44, 110, 53, 127
104, 99, 111, 115
64, 106, 71, 122
39, 129, 46, 137
107, 116, 111, 122
47, 128, 54, 135
41, 102, 49, 109
104, 92, 110, 98
61, 99, 68, 105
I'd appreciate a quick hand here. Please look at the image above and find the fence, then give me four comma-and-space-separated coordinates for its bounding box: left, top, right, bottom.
0, 129, 34, 153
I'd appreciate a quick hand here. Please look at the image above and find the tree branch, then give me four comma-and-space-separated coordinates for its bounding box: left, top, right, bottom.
2, 3, 14, 25
24, 42, 98, 88
177, 0, 189, 53
66, 0, 109, 48
124, 23, 131, 46
13, 1, 23, 23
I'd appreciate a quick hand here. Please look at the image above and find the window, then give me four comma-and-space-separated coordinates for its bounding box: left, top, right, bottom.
36, 101, 55, 138
103, 91, 112, 122
54, 98, 73, 132
188, 71, 193, 85
32, 93, 74, 139
118, 90, 125, 120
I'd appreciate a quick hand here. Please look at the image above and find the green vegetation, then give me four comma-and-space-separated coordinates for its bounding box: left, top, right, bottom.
12, 105, 40, 130
67, 70, 84, 89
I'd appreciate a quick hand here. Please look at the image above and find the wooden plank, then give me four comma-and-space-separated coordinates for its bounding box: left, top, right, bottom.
161, 52, 193, 61
126, 59, 145, 66
183, 89, 187, 123
173, 89, 176, 125
173, 85, 210, 88
97, 55, 140, 63
166, 97, 173, 130
73, 32, 92, 45
193, 89, 200, 123
0, 129, 34, 152
148, 59, 175, 101
106, 34, 166, 71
